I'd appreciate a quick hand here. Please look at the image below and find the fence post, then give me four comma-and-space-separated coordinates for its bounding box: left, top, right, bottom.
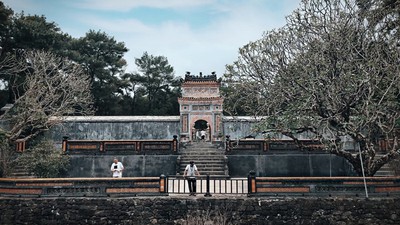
173, 135, 178, 152
160, 174, 167, 193
99, 141, 104, 152
225, 135, 231, 152
62, 136, 69, 153
204, 174, 212, 197
15, 139, 26, 153
248, 170, 256, 196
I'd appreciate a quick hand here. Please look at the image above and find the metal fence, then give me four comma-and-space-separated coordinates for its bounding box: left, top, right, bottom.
167, 175, 248, 195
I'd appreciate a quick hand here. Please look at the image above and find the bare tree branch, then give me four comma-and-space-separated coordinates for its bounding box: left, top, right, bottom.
0, 50, 94, 141
225, 0, 400, 176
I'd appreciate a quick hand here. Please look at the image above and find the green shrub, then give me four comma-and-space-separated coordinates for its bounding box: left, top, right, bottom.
17, 140, 70, 178
0, 130, 13, 177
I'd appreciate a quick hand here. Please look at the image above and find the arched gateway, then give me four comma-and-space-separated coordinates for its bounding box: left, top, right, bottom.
178, 72, 223, 142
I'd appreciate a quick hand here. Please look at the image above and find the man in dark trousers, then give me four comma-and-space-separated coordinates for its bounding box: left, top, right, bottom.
183, 161, 200, 196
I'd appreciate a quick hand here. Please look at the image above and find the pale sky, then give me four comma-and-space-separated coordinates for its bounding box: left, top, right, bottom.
3, 0, 301, 77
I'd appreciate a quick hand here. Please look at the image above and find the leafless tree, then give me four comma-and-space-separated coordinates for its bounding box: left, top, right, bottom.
225, 0, 400, 176
0, 50, 93, 176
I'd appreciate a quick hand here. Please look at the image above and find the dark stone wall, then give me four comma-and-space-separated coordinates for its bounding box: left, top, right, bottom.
67, 155, 178, 177
46, 117, 262, 144
66, 153, 355, 178
0, 197, 399, 225
228, 153, 356, 177
41, 117, 356, 178
46, 119, 180, 144
223, 119, 263, 139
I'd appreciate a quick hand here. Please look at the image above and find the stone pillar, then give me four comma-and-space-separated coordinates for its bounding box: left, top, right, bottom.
247, 170, 256, 196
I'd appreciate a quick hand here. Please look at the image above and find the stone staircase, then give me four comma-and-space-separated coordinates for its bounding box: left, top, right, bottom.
178, 142, 228, 176
8, 162, 35, 178
374, 155, 396, 177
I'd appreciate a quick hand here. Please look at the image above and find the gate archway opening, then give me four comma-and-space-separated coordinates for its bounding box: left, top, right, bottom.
193, 119, 210, 142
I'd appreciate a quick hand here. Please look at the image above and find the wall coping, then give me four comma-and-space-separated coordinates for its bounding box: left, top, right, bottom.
49, 116, 265, 122
51, 116, 180, 122
223, 116, 266, 122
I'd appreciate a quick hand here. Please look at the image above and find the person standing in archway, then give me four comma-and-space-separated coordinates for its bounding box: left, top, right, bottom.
200, 130, 206, 141
183, 161, 200, 196
196, 130, 201, 141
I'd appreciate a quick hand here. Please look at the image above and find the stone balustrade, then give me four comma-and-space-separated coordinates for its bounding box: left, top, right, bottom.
62, 136, 179, 155
248, 175, 400, 197
0, 176, 168, 197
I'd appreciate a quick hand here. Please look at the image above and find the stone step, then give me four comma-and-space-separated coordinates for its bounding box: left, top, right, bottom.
180, 160, 225, 163
8, 166, 36, 178
185, 144, 219, 149
180, 161, 225, 165
180, 147, 223, 150
180, 167, 226, 171
374, 161, 395, 176
179, 170, 227, 175
181, 152, 225, 156
180, 157, 226, 161
375, 168, 396, 176
9, 174, 36, 178
180, 164, 226, 168
179, 142, 228, 176
180, 152, 225, 156
183, 148, 221, 151
180, 163, 225, 167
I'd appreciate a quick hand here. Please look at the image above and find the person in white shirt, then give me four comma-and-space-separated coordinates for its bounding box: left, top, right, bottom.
110, 158, 124, 178
200, 130, 206, 141
183, 161, 200, 196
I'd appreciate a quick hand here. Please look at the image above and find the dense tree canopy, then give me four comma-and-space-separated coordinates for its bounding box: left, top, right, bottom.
225, 0, 400, 176
68, 30, 128, 115
0, 2, 180, 116
0, 1, 13, 55
122, 52, 180, 115
0, 5, 73, 107
0, 1, 180, 177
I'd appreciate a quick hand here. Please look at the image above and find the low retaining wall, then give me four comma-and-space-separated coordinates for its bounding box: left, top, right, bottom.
2, 177, 400, 197
0, 177, 167, 197
227, 153, 356, 177
248, 176, 400, 197
67, 155, 178, 177
0, 197, 399, 224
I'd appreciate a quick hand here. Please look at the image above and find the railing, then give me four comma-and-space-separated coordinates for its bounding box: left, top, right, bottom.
225, 136, 323, 153
0, 176, 168, 197
2, 175, 400, 197
167, 175, 247, 195
248, 175, 400, 197
62, 136, 179, 155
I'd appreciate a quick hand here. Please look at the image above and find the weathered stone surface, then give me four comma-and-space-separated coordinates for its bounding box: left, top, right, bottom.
46, 117, 180, 143
0, 197, 399, 225
228, 153, 356, 177
67, 155, 178, 177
